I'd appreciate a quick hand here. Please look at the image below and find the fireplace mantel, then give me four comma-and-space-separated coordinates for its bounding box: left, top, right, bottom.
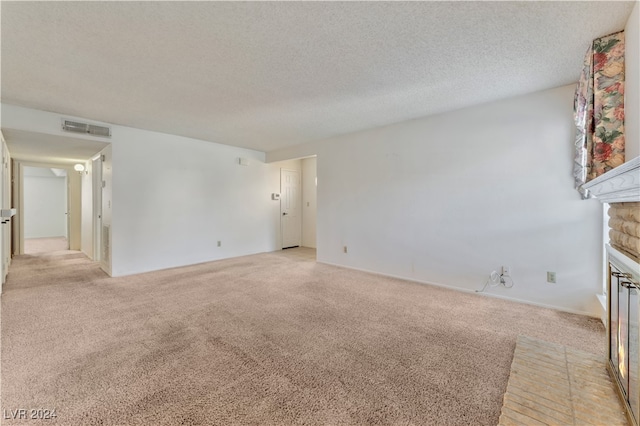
582, 156, 640, 203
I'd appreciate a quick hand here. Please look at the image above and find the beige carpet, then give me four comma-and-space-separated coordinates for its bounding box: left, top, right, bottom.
23, 237, 68, 254
1, 249, 604, 425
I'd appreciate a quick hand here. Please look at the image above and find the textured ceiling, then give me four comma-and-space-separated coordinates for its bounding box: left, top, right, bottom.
1, 1, 635, 153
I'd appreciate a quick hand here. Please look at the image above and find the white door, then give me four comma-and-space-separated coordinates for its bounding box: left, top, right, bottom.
281, 169, 301, 249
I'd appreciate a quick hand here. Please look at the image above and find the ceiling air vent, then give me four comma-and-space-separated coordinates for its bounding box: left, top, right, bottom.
62, 119, 111, 137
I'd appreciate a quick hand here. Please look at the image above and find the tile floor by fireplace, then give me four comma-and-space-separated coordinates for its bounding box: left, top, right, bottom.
499, 335, 628, 426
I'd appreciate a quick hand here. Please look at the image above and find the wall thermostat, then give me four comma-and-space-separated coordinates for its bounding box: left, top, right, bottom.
272, 193, 280, 200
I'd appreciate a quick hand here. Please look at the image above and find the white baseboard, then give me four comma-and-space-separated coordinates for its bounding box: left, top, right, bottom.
318, 260, 598, 318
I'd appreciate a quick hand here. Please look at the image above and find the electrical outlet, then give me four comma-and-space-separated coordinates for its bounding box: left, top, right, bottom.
343, 246, 348, 254
502, 266, 510, 276
547, 271, 556, 283
217, 241, 221, 247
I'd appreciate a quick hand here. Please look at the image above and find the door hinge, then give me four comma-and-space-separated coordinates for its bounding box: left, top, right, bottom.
101, 154, 106, 161
102, 180, 106, 188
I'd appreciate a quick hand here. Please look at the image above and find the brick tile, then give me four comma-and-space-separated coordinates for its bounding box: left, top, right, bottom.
499, 336, 629, 426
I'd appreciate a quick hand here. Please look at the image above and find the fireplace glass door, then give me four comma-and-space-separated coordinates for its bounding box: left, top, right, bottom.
610, 261, 640, 423
612, 263, 619, 383
619, 268, 630, 397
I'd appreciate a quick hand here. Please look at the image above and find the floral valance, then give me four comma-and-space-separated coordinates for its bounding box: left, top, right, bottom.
574, 31, 625, 199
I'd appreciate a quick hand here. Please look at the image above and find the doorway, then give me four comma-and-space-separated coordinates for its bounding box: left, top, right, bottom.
14, 161, 81, 255
276, 157, 317, 255
23, 166, 69, 254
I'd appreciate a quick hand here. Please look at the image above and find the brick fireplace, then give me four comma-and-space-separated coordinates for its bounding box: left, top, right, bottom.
584, 156, 640, 426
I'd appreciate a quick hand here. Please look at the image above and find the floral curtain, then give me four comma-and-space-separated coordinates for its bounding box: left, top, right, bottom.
574, 31, 625, 199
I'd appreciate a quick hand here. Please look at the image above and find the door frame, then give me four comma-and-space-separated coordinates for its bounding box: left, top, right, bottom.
1, 139, 10, 288
91, 154, 102, 262
13, 161, 80, 255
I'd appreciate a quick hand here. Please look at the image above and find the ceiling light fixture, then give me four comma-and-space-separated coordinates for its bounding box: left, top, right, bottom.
74, 163, 85, 173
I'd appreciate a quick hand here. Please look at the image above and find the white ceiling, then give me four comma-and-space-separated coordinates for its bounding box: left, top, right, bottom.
1, 1, 635, 153
2, 129, 109, 165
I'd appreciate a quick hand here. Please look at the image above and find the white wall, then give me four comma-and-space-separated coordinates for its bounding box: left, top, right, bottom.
302, 157, 317, 248
111, 129, 291, 276
626, 1, 639, 160
269, 85, 603, 316
23, 167, 67, 239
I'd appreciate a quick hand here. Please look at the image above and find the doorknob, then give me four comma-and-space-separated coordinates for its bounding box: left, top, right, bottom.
282, 212, 288, 216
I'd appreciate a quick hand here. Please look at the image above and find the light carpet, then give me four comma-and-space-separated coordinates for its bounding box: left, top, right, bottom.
1, 249, 604, 425
23, 237, 68, 254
